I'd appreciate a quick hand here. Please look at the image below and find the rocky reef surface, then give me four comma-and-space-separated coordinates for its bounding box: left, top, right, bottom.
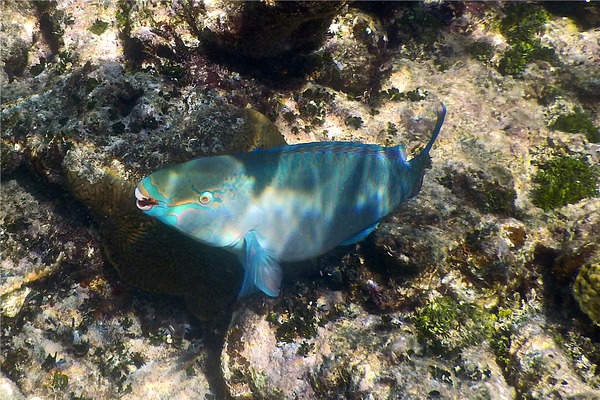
1, 1, 599, 399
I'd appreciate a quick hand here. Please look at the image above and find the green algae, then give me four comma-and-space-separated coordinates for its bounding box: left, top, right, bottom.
344, 115, 364, 129
538, 85, 562, 106
266, 284, 346, 344
413, 296, 495, 355
1, 348, 29, 382
89, 19, 109, 35
531, 156, 598, 211
500, 4, 550, 45
550, 110, 600, 143
414, 297, 461, 341
499, 40, 556, 76
429, 365, 453, 385
482, 187, 517, 215
294, 87, 335, 132
557, 330, 600, 388
468, 40, 495, 64
267, 302, 319, 343
30, 58, 47, 76
297, 340, 315, 357
394, 2, 450, 51
51, 372, 69, 390
498, 3, 556, 76
489, 308, 514, 371
380, 87, 427, 102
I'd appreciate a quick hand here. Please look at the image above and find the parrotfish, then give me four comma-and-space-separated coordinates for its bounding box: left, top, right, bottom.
135, 102, 446, 298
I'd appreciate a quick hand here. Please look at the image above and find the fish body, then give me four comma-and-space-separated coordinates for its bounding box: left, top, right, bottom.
136, 103, 446, 297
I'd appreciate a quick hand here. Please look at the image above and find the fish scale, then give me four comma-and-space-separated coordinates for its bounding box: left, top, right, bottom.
136, 102, 446, 298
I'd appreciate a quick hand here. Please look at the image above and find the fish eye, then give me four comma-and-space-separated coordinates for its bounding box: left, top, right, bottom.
199, 191, 213, 204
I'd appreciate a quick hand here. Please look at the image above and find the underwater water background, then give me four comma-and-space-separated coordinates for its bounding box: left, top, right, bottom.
1, 1, 599, 399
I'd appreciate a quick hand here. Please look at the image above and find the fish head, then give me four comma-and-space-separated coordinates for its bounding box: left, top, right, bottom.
135, 156, 253, 247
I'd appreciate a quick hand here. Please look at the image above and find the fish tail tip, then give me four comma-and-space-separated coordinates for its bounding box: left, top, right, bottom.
422, 99, 446, 155
438, 100, 446, 113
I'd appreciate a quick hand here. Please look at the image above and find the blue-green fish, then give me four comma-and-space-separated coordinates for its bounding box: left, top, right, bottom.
135, 103, 446, 298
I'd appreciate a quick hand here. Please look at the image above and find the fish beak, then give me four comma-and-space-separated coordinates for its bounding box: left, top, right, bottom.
135, 186, 158, 211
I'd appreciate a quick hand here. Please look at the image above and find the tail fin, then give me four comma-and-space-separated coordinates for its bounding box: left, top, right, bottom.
406, 101, 446, 198
422, 101, 446, 156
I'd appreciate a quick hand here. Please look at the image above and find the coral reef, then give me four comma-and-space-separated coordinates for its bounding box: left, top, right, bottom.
574, 262, 600, 326
1, 1, 599, 399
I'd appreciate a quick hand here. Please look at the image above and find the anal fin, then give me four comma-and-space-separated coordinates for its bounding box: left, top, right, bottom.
339, 222, 379, 246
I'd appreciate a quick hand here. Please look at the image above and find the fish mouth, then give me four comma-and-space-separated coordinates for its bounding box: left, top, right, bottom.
135, 186, 158, 211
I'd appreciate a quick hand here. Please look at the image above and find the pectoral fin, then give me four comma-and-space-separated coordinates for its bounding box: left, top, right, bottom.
238, 230, 282, 298
339, 222, 379, 246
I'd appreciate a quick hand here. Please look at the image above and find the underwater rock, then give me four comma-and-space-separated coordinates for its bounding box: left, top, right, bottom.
0, 1, 34, 80
2, 61, 147, 184
0, 1, 39, 102
115, 1, 204, 71
1, 215, 215, 399
221, 292, 514, 399
201, 1, 346, 66
0, 374, 25, 400
0, 136, 23, 175
1, 34, 30, 83
509, 316, 600, 398
372, 220, 446, 274
440, 163, 517, 216
0, 176, 104, 310
174, 107, 288, 156
571, 67, 600, 104
542, 2, 600, 31
311, 9, 386, 95
0, 175, 121, 398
